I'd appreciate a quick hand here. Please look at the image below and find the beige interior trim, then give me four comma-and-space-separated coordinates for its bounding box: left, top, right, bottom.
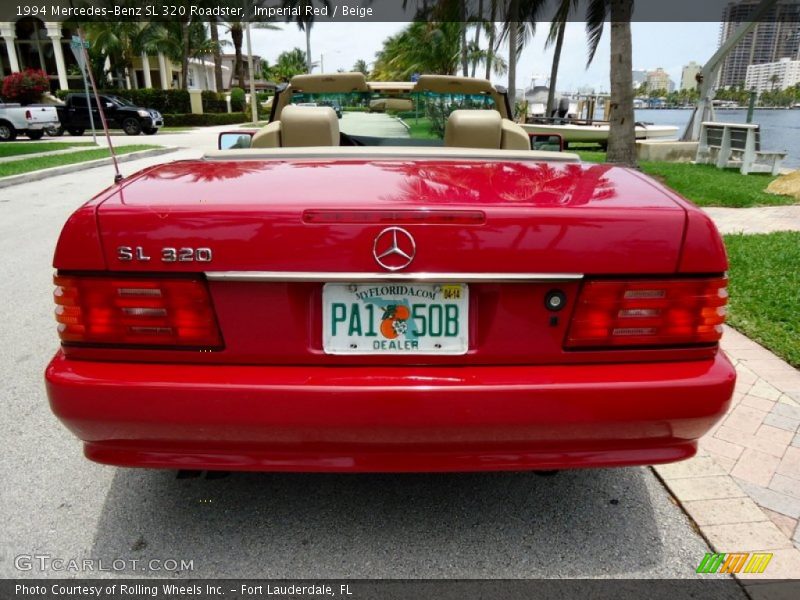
501, 119, 532, 151
445, 110, 503, 149
368, 82, 415, 91
280, 105, 339, 147
251, 121, 281, 148
205, 146, 580, 162
289, 72, 369, 93
413, 75, 495, 95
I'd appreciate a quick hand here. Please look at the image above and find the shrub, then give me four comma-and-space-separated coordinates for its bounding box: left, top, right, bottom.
229, 87, 245, 112
2, 69, 50, 105
201, 90, 228, 113
255, 91, 274, 103
161, 112, 249, 127
55, 88, 190, 113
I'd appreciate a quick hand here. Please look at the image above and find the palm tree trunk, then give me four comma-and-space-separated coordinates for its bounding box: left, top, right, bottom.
305, 26, 313, 73
546, 22, 565, 117
209, 20, 224, 91
460, 1, 468, 76
606, 0, 636, 166
181, 21, 191, 89
231, 25, 244, 88
471, 0, 483, 77
126, 51, 138, 89
485, 0, 496, 80
507, 0, 519, 114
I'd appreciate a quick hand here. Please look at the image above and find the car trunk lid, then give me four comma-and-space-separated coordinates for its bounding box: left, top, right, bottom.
97, 158, 686, 274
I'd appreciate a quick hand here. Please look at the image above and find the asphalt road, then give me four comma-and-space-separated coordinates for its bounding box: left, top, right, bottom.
0, 127, 740, 585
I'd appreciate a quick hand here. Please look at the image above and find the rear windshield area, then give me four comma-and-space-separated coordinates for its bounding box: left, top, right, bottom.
286, 91, 499, 143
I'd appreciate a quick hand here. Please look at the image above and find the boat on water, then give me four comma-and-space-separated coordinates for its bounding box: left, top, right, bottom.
521, 121, 680, 145
522, 90, 678, 145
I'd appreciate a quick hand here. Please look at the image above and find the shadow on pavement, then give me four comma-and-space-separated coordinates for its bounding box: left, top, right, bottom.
87, 466, 716, 578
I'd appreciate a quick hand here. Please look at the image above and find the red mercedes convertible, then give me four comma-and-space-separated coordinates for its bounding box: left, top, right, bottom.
45, 74, 735, 472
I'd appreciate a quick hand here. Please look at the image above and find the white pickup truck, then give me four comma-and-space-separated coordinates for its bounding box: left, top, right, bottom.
0, 103, 61, 141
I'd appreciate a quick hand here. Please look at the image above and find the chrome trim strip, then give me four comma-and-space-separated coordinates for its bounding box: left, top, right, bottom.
205, 271, 584, 282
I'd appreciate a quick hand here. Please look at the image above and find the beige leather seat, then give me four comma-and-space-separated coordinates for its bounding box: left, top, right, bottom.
251, 105, 340, 148
444, 109, 530, 151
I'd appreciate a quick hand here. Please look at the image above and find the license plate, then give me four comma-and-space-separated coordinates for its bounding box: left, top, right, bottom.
322, 283, 469, 355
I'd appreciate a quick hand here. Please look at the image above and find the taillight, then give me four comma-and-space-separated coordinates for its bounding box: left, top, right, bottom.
25, 110, 32, 120
53, 275, 222, 348
566, 277, 727, 348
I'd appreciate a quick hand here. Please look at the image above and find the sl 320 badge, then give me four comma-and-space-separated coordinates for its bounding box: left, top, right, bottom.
117, 246, 213, 263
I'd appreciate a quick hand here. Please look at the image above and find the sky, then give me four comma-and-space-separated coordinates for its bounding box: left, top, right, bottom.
245, 21, 721, 93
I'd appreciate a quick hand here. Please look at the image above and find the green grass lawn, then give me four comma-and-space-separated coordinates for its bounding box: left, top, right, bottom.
724, 231, 800, 368
405, 117, 439, 140
0, 145, 159, 178
0, 141, 95, 158
159, 127, 193, 133
573, 145, 795, 208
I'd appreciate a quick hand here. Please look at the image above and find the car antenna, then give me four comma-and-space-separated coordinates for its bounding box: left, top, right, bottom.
72, 8, 123, 184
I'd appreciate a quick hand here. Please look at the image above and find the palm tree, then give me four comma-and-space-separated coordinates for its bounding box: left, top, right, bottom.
139, 21, 216, 89
178, 17, 192, 90
466, 0, 503, 78
372, 21, 462, 81
281, 1, 332, 73
84, 20, 145, 88
223, 21, 246, 88
264, 48, 308, 83
460, 0, 469, 76
502, 0, 547, 115
222, 20, 280, 89
545, 0, 578, 117
352, 59, 370, 75
209, 19, 224, 91
585, 0, 637, 165
485, 0, 498, 80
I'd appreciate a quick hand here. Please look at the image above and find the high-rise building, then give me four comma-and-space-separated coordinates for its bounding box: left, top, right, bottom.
717, 1, 800, 89
745, 57, 800, 92
681, 61, 702, 90
646, 68, 675, 93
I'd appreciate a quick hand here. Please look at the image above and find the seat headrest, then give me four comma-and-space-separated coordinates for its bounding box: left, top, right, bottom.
280, 105, 339, 147
444, 110, 503, 149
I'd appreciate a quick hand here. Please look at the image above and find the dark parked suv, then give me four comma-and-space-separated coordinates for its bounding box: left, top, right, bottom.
55, 94, 163, 136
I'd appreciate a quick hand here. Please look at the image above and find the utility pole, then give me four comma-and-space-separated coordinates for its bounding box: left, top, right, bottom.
245, 21, 257, 124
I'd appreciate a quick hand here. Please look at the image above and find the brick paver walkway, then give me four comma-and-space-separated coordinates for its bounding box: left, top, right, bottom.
706, 328, 800, 547
655, 326, 800, 583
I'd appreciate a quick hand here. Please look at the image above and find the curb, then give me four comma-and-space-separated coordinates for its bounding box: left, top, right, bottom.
0, 147, 178, 190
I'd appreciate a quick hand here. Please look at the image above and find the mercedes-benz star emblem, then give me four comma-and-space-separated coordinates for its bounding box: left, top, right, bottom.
373, 227, 416, 271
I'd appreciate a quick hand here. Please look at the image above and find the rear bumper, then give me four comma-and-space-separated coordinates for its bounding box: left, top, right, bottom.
26, 121, 58, 130
45, 351, 736, 472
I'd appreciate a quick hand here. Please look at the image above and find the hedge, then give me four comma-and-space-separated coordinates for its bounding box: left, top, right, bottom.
55, 88, 190, 113
229, 87, 245, 112
201, 90, 228, 113
256, 91, 275, 103
162, 112, 249, 127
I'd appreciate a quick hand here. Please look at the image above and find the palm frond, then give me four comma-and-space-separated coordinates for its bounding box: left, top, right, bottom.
585, 0, 608, 67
